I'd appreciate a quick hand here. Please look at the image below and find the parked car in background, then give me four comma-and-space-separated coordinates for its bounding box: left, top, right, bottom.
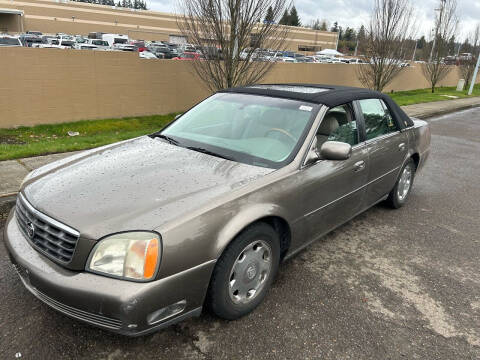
75, 35, 87, 43
101, 33, 129, 48
19, 33, 43, 47
74, 43, 97, 50
4, 84, 430, 336
139, 50, 157, 59
201, 46, 223, 60
36, 37, 73, 49
278, 57, 296, 63
0, 35, 22, 47
459, 53, 473, 61
87, 39, 110, 50
113, 43, 136, 51
26, 31, 43, 36
180, 43, 197, 53
148, 42, 173, 58
349, 58, 366, 64
131, 40, 147, 52
56, 35, 75, 48
172, 51, 204, 60
166, 43, 179, 57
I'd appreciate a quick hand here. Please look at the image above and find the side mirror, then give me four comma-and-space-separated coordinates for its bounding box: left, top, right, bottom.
174, 113, 182, 120
320, 141, 352, 160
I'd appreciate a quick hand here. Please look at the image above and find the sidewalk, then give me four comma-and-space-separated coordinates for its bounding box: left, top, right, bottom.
402, 96, 480, 119
1, 97, 480, 201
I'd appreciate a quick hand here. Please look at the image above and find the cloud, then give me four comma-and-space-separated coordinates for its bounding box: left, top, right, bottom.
147, 0, 479, 41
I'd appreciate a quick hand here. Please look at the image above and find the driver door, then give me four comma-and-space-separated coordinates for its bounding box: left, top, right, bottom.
300, 103, 369, 241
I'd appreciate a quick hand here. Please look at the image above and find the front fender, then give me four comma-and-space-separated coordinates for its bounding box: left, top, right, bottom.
213, 202, 291, 259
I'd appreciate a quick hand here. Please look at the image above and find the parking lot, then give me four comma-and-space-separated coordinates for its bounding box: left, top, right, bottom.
0, 108, 479, 359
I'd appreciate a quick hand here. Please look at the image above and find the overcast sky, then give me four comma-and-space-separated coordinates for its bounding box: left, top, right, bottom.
148, 0, 480, 42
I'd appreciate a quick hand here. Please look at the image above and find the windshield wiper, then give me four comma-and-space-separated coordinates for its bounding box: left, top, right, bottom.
151, 133, 179, 145
186, 146, 233, 161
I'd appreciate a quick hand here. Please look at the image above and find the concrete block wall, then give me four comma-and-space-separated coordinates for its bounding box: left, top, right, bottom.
0, 47, 473, 128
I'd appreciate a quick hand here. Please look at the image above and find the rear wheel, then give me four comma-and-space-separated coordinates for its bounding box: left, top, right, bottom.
206, 223, 280, 320
387, 158, 415, 208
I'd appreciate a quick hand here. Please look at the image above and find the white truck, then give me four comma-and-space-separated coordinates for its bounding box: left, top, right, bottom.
101, 34, 134, 51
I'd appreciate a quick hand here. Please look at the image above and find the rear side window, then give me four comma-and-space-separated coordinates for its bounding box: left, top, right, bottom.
359, 99, 398, 140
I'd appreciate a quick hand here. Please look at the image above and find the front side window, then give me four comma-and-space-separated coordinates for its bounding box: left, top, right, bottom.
359, 99, 398, 140
161, 93, 317, 168
317, 103, 359, 148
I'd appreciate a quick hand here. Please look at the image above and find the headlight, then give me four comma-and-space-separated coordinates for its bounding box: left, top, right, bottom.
87, 231, 161, 281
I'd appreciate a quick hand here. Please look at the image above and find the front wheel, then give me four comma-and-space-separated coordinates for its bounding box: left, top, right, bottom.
387, 158, 415, 209
206, 223, 280, 320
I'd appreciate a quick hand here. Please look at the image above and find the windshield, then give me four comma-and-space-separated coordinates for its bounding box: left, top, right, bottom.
114, 38, 127, 44
160, 93, 317, 168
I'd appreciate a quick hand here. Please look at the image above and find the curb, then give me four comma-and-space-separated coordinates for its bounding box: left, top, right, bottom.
409, 103, 480, 119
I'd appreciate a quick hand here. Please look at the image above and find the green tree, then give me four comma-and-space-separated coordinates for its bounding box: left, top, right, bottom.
265, 6, 274, 23
448, 35, 455, 55
320, 20, 327, 31
289, 5, 301, 26
330, 21, 338, 32
279, 9, 290, 25
344, 27, 355, 41
417, 35, 426, 49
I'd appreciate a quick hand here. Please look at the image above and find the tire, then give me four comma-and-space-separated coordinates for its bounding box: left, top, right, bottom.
387, 158, 416, 209
206, 222, 281, 320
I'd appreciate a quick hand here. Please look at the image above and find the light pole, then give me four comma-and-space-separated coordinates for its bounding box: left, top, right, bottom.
411, 39, 418, 62
468, 52, 480, 95
429, 1, 445, 63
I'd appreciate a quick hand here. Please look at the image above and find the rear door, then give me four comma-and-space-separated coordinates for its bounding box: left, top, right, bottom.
356, 98, 408, 206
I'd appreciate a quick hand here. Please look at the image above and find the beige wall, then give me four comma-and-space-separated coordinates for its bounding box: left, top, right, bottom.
0, 47, 473, 128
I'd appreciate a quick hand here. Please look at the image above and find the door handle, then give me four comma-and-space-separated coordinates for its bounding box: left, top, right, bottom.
354, 160, 366, 172
398, 143, 406, 151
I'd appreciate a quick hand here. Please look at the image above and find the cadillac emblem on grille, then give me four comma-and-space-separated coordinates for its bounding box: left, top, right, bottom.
26, 221, 35, 239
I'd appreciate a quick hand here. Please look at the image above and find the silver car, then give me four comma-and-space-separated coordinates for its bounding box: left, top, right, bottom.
4, 84, 430, 336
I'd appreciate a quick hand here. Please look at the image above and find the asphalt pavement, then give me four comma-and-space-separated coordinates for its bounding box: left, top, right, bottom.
1, 108, 479, 359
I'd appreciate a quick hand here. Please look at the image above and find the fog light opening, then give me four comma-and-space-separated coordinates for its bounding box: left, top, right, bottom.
147, 300, 187, 325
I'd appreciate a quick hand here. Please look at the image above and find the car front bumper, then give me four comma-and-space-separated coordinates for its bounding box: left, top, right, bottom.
3, 210, 216, 336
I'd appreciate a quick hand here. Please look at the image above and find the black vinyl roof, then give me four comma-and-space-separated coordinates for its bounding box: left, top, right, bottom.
221, 83, 414, 128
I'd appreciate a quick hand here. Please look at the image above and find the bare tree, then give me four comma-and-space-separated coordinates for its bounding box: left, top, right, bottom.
422, 0, 458, 93
460, 24, 480, 89
356, 0, 416, 92
176, 0, 289, 92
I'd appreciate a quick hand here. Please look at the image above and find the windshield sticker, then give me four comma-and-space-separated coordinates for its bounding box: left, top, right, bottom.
299, 105, 313, 112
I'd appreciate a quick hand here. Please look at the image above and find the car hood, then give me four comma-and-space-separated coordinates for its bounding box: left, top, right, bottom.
23, 136, 273, 239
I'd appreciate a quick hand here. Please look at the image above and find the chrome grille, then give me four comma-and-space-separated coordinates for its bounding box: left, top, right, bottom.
15, 194, 80, 263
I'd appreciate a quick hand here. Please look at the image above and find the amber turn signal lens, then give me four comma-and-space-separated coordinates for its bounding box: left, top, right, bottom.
143, 238, 159, 279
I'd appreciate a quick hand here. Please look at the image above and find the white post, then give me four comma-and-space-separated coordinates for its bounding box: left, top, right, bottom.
411, 40, 417, 62
354, 39, 359, 56
468, 52, 480, 95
